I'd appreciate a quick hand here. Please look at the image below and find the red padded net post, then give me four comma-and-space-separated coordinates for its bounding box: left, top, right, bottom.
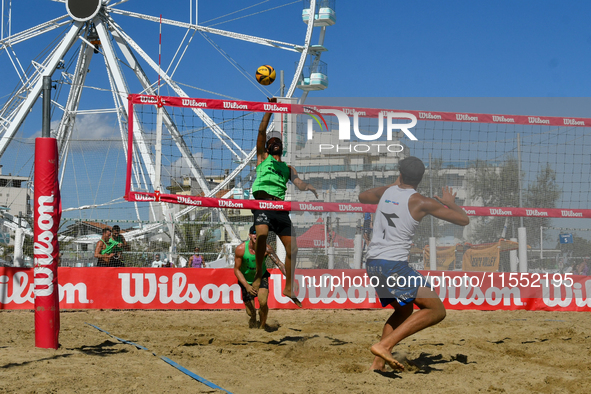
34, 138, 61, 349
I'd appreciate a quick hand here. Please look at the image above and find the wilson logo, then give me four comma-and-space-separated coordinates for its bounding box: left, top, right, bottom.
490, 209, 512, 216
177, 196, 202, 205
528, 117, 550, 124
299, 203, 324, 211
181, 99, 207, 108
456, 114, 478, 121
218, 200, 244, 208
525, 209, 548, 217
136, 194, 156, 201
223, 102, 248, 110
34, 194, 56, 298
561, 210, 583, 217
338, 204, 363, 212
263, 103, 288, 112
564, 118, 584, 126
492, 115, 515, 123
259, 202, 284, 210
419, 112, 442, 120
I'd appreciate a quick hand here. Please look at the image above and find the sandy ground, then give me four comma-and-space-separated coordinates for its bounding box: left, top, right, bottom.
1, 308, 590, 394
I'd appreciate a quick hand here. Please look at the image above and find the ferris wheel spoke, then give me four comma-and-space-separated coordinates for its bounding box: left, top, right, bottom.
108, 17, 248, 160
0, 14, 70, 49
0, 20, 83, 159
95, 18, 157, 185
107, 8, 304, 53
55, 41, 95, 154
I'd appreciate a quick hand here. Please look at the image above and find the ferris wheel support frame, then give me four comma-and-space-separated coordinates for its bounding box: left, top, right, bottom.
0, 1, 332, 246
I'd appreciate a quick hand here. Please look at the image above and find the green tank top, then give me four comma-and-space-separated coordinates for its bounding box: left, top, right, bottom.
100, 238, 119, 255
251, 155, 290, 200
112, 235, 124, 253
240, 240, 267, 284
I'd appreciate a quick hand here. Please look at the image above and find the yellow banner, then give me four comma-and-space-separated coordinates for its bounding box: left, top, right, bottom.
423, 245, 456, 271
462, 243, 500, 272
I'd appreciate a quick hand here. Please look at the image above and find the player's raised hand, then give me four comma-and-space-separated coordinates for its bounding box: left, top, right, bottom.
306, 184, 319, 199
267, 97, 277, 103
434, 186, 457, 207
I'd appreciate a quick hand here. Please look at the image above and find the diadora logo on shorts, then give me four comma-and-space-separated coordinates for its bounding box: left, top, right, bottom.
384, 200, 399, 205
256, 213, 268, 222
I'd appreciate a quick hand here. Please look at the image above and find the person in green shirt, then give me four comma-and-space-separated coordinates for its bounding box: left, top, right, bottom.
94, 227, 122, 267
251, 98, 318, 308
234, 225, 286, 330
109, 225, 127, 267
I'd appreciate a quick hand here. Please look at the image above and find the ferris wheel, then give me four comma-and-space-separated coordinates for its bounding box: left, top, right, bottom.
0, 0, 335, 241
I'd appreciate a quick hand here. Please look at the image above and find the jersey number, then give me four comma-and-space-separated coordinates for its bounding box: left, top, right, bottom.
381, 212, 399, 238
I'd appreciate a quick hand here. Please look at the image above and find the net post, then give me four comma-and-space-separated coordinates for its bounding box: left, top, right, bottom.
510, 237, 518, 272
353, 223, 362, 269
125, 94, 135, 199
429, 237, 437, 270
34, 137, 61, 349
34, 76, 60, 349
518, 227, 528, 273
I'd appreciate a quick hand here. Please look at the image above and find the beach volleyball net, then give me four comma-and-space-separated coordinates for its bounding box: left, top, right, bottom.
122, 95, 591, 272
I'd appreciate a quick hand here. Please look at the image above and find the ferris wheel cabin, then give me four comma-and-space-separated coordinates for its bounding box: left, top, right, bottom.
302, 0, 336, 26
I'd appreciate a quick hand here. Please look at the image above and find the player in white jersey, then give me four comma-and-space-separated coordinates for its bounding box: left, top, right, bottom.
359, 156, 469, 371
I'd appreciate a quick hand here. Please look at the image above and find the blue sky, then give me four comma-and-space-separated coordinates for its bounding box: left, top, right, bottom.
0, 0, 590, 232
3, 0, 591, 103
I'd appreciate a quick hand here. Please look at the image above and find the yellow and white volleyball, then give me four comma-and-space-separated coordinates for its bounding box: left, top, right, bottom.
255, 65, 276, 86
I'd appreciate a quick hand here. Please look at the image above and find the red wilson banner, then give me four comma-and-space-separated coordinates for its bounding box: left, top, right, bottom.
129, 94, 591, 128
125, 191, 591, 219
2, 267, 590, 312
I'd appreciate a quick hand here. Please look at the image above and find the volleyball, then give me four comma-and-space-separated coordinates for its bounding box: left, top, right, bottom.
256, 65, 276, 85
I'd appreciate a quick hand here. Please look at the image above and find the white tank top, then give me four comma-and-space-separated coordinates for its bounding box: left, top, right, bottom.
366, 186, 419, 262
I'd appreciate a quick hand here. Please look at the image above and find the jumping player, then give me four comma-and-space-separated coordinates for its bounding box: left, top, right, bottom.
358, 156, 469, 371
234, 225, 287, 329
251, 98, 318, 307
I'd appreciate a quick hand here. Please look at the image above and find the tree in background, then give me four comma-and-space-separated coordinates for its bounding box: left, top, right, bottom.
524, 163, 561, 246
467, 158, 561, 245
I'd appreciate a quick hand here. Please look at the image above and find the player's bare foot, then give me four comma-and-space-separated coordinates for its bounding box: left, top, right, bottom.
248, 318, 257, 329
283, 291, 302, 308
370, 356, 387, 372
370, 343, 404, 370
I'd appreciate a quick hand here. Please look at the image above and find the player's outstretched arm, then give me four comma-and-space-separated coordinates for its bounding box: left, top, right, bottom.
256, 97, 277, 165
358, 178, 401, 204
290, 166, 319, 198
424, 186, 469, 226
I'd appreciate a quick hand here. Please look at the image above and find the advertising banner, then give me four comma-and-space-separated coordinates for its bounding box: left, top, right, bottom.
2, 267, 590, 312
462, 243, 500, 272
